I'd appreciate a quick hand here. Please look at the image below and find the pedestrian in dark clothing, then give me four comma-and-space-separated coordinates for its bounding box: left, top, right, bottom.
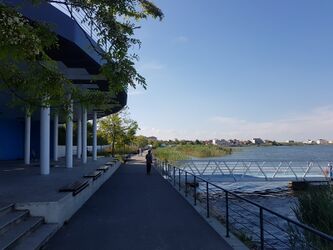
145, 150, 153, 175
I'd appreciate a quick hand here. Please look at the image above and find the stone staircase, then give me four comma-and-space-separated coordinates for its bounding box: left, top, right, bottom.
0, 203, 59, 250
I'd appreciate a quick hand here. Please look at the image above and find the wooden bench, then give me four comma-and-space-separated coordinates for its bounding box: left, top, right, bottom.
83, 170, 102, 181
59, 179, 89, 196
97, 165, 109, 172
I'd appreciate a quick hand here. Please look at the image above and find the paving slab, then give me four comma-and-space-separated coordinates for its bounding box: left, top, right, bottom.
0, 157, 113, 203
46, 159, 233, 250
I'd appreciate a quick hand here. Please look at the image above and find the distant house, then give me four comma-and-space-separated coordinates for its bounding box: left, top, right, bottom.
229, 139, 241, 146
286, 140, 295, 143
252, 138, 264, 145
317, 139, 329, 145
213, 139, 230, 146
304, 139, 316, 145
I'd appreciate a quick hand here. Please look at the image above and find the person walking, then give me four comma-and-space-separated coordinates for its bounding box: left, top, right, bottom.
145, 150, 153, 175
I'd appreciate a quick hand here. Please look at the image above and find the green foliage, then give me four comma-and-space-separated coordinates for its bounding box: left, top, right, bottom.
154, 147, 188, 163
134, 135, 148, 148
154, 145, 232, 163
0, 1, 163, 114
98, 108, 139, 155
291, 186, 333, 249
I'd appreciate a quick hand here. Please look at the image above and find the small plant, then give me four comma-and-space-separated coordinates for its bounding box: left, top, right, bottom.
291, 186, 333, 249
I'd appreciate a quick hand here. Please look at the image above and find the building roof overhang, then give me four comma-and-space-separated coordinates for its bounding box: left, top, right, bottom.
2, 0, 127, 119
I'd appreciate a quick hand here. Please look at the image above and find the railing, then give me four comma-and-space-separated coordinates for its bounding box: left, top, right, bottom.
155, 160, 333, 250
176, 159, 333, 182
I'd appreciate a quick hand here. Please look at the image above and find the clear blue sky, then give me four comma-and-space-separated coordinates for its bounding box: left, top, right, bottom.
127, 0, 333, 141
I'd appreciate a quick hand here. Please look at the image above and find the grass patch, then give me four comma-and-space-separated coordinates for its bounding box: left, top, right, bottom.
154, 145, 232, 163
291, 186, 333, 249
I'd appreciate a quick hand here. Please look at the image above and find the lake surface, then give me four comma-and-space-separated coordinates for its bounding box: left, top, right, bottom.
198, 145, 333, 248
217, 145, 333, 161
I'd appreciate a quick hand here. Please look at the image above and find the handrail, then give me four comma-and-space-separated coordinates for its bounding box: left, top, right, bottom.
178, 159, 333, 162
178, 166, 333, 241
176, 159, 333, 181
156, 160, 333, 248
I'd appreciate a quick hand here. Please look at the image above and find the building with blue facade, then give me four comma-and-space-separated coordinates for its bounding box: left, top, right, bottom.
0, 0, 127, 173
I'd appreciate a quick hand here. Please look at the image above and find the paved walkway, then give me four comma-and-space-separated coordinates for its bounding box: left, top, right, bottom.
0, 157, 112, 203
46, 158, 233, 250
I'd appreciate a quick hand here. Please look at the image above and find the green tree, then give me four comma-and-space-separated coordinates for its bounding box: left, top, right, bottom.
0, 1, 163, 114
98, 109, 139, 155
134, 135, 148, 148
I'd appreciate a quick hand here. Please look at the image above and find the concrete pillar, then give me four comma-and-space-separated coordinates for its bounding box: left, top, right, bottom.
82, 107, 87, 164
77, 111, 82, 159
24, 113, 31, 165
53, 113, 58, 162
92, 111, 97, 161
40, 106, 50, 175
65, 101, 73, 168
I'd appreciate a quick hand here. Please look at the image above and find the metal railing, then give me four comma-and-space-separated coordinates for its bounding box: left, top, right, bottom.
176, 159, 333, 182
155, 160, 333, 250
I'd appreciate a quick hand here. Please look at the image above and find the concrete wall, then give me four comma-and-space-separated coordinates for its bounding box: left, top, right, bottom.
16, 162, 120, 225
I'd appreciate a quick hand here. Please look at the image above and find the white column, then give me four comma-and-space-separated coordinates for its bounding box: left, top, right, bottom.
82, 107, 87, 164
24, 113, 31, 165
65, 101, 73, 168
92, 111, 97, 161
40, 106, 50, 175
53, 113, 58, 162
77, 112, 82, 159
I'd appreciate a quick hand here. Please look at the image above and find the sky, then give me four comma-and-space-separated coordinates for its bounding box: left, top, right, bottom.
126, 0, 333, 141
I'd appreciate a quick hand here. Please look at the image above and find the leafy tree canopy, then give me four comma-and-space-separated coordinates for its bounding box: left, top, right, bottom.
0, 0, 163, 114
98, 107, 139, 155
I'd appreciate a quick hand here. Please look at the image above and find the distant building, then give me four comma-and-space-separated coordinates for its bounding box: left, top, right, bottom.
252, 138, 264, 145
317, 139, 329, 145
286, 140, 295, 143
213, 139, 230, 146
329, 141, 333, 144
304, 139, 316, 145
229, 139, 241, 146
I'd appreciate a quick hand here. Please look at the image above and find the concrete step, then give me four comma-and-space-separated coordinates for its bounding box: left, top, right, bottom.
0, 204, 14, 217
0, 210, 29, 234
14, 223, 59, 250
0, 216, 43, 250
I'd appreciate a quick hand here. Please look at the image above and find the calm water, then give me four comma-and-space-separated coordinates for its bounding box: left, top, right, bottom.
200, 145, 333, 248
218, 145, 333, 161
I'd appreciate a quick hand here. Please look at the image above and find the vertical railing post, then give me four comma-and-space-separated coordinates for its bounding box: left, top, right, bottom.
260, 207, 264, 250
164, 162, 166, 177
226, 191, 230, 237
185, 172, 188, 197
173, 167, 176, 186
168, 164, 170, 180
178, 168, 181, 191
163, 161, 165, 176
167, 164, 170, 180
194, 176, 197, 205
206, 182, 209, 218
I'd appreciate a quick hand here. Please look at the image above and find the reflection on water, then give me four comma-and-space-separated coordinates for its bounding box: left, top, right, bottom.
198, 146, 333, 249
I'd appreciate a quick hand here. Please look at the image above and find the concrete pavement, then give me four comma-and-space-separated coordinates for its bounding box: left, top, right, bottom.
46, 158, 233, 250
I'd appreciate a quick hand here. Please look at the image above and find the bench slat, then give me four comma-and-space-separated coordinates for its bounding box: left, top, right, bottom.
97, 166, 109, 172
59, 179, 89, 196
84, 171, 102, 181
